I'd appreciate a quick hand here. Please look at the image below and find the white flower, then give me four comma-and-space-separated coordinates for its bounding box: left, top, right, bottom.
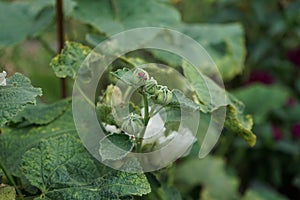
142, 107, 196, 154
140, 107, 165, 145
0, 71, 7, 86
102, 106, 196, 157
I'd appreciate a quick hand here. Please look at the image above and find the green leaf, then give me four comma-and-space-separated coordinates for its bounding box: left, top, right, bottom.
50, 41, 91, 79
99, 133, 134, 161
233, 83, 289, 124
93, 160, 151, 198
159, 185, 182, 200
182, 62, 256, 146
182, 61, 226, 113
22, 134, 99, 196
63, 0, 77, 17
177, 23, 246, 81
0, 73, 42, 127
0, 185, 16, 200
0, 107, 75, 177
0, 1, 53, 47
111, 67, 135, 85
85, 33, 107, 46
175, 156, 239, 200
12, 98, 71, 125
22, 135, 150, 199
144, 185, 182, 200
142, 172, 182, 200
242, 185, 288, 200
169, 89, 199, 111
148, 49, 183, 68
72, 0, 180, 35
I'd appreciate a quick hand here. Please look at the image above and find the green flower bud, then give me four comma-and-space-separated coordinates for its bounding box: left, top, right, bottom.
121, 114, 144, 136
145, 77, 158, 95
152, 85, 173, 105
132, 68, 149, 85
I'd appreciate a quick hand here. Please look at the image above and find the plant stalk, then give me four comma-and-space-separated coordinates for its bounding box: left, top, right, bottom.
136, 93, 150, 152
56, 0, 67, 98
143, 93, 150, 125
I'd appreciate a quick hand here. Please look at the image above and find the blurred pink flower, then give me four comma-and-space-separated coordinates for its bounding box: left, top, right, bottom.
245, 71, 274, 85
291, 124, 300, 139
285, 97, 296, 107
288, 46, 300, 68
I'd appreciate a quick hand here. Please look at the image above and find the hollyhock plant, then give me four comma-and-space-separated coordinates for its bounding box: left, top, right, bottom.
102, 67, 197, 154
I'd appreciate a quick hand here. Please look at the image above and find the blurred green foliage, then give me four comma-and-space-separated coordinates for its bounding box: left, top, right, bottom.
175, 0, 300, 199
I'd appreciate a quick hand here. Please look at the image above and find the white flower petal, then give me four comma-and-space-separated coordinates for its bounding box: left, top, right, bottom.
159, 127, 196, 157
0, 71, 7, 86
103, 123, 121, 134
144, 110, 165, 139
141, 107, 166, 145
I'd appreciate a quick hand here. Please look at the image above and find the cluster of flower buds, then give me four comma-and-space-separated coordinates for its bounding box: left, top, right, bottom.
151, 85, 173, 105
112, 67, 173, 105
143, 76, 173, 105
130, 68, 173, 105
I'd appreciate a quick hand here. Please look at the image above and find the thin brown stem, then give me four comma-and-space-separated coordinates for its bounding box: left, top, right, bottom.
56, 0, 67, 98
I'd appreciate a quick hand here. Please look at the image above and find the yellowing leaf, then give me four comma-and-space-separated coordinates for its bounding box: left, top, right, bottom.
50, 41, 91, 79
225, 104, 256, 147
0, 184, 16, 200
182, 62, 256, 147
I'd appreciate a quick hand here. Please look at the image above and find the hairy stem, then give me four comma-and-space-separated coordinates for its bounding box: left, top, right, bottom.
136, 93, 149, 152
143, 93, 150, 125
